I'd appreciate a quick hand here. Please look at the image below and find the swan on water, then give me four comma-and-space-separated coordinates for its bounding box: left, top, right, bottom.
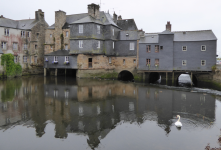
175, 115, 182, 127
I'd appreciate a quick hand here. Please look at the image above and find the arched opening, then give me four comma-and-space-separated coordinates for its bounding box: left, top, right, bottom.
177, 74, 197, 87
149, 72, 161, 84
57, 69, 77, 77
118, 70, 134, 81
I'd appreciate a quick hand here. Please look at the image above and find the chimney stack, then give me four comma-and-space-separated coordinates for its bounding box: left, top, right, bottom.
118, 15, 122, 20
166, 21, 171, 31
88, 3, 100, 19
35, 9, 44, 21
113, 12, 117, 23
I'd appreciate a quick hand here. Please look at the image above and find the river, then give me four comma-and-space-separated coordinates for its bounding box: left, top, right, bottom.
0, 75, 220, 150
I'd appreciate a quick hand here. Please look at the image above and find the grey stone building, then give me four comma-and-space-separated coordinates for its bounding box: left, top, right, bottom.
0, 9, 48, 75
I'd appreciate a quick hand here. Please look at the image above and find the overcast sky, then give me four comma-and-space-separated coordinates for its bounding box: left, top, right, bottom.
1, 0, 220, 56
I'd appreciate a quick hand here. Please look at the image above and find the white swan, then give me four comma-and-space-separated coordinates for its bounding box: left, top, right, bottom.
175, 115, 182, 127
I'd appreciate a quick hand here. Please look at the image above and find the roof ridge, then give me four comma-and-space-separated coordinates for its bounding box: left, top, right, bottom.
16, 19, 35, 21
66, 13, 87, 16
173, 30, 212, 33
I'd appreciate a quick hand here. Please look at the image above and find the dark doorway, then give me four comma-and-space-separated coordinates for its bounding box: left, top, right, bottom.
149, 72, 161, 84
118, 70, 134, 81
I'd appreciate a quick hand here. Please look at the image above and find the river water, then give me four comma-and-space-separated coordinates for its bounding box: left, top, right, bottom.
0, 75, 221, 150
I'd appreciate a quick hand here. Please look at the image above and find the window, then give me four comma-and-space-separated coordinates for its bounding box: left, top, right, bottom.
146, 45, 151, 52
65, 56, 69, 62
23, 56, 27, 63
88, 58, 92, 68
65, 44, 68, 50
201, 60, 206, 66
13, 43, 18, 50
130, 42, 134, 50
155, 45, 159, 53
79, 40, 83, 48
24, 44, 27, 50
21, 31, 25, 37
113, 42, 114, 49
109, 57, 111, 63
66, 31, 68, 37
14, 56, 18, 63
34, 56, 37, 63
50, 34, 52, 38
133, 59, 136, 64
160, 46, 163, 50
27, 32, 30, 37
51, 46, 53, 49
112, 29, 114, 36
1, 42, 7, 50
4, 29, 9, 36
36, 33, 39, 38
155, 59, 159, 66
35, 45, 38, 49
54, 56, 58, 62
97, 41, 100, 48
182, 60, 187, 66
123, 59, 125, 65
79, 25, 83, 33
182, 46, 187, 51
97, 25, 100, 34
201, 45, 206, 51
146, 59, 150, 66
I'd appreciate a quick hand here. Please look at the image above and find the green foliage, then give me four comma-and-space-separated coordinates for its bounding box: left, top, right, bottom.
1, 79, 22, 102
1, 54, 22, 77
212, 65, 216, 72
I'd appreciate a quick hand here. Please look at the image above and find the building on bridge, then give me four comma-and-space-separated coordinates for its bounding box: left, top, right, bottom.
138, 22, 217, 85
44, 3, 144, 80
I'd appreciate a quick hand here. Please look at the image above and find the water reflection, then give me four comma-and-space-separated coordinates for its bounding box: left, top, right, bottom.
0, 76, 216, 149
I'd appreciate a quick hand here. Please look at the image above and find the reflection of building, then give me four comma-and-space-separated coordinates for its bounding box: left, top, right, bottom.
0, 77, 216, 148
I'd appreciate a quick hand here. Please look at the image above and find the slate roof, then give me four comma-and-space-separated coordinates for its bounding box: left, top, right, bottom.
117, 19, 138, 31
159, 30, 174, 35
118, 31, 138, 40
45, 50, 70, 56
71, 15, 103, 25
0, 18, 38, 30
139, 34, 159, 43
173, 30, 217, 41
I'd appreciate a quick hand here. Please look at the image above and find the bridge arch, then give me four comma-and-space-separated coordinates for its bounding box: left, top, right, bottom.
118, 70, 134, 81
176, 73, 198, 87
149, 72, 161, 84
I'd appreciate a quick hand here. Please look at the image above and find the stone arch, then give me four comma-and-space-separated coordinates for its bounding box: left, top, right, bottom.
176, 73, 198, 87
118, 70, 134, 81
149, 72, 161, 83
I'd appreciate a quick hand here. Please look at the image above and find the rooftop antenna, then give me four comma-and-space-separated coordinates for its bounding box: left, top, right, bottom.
99, 0, 105, 10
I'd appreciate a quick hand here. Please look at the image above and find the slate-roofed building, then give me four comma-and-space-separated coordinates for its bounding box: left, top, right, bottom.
44, 3, 144, 80
138, 22, 217, 72
0, 9, 48, 75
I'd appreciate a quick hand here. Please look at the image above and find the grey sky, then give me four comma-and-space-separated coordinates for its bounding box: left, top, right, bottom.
1, 0, 220, 56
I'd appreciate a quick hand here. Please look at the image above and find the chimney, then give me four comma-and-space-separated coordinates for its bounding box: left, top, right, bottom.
113, 12, 117, 23
0, 15, 3, 18
118, 15, 122, 20
35, 9, 44, 21
55, 10, 66, 30
166, 21, 171, 31
88, 3, 100, 19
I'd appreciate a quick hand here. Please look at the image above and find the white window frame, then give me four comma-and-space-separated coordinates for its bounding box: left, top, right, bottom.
97, 41, 100, 48
65, 56, 69, 62
97, 25, 100, 34
79, 25, 83, 33
201, 60, 206, 66
201, 45, 206, 51
4, 28, 9, 36
13, 42, 18, 50
130, 42, 135, 50
109, 57, 111, 63
23, 56, 27, 63
182, 46, 187, 51
34, 56, 37, 63
1, 42, 7, 50
24, 44, 27, 50
54, 56, 58, 62
182, 60, 187, 66
21, 31, 25, 37
113, 42, 114, 49
112, 29, 114, 36
65, 44, 68, 50
66, 31, 68, 37
79, 40, 83, 48
27, 32, 30, 37
14, 56, 18, 63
